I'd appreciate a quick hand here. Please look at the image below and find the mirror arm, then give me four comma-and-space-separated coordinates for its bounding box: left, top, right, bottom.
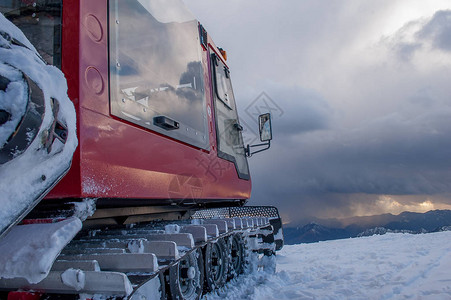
245, 140, 271, 157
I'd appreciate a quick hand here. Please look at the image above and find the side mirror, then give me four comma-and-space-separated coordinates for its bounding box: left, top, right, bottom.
245, 113, 272, 157
259, 113, 272, 142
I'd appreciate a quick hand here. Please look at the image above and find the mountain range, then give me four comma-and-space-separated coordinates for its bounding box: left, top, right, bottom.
283, 209, 451, 245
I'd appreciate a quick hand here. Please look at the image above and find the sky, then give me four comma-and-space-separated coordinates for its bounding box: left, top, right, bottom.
183, 0, 451, 224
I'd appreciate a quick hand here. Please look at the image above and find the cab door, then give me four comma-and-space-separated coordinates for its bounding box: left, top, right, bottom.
211, 53, 250, 180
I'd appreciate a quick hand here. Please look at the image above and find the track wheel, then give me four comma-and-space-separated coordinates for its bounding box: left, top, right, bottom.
169, 249, 203, 300
228, 233, 246, 279
204, 238, 229, 291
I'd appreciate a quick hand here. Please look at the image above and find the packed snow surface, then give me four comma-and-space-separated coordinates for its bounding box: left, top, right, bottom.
203, 231, 451, 299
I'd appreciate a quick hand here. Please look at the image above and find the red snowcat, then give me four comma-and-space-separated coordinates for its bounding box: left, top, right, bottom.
0, 0, 283, 299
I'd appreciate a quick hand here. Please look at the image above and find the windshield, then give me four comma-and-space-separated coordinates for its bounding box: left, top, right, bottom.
0, 0, 62, 68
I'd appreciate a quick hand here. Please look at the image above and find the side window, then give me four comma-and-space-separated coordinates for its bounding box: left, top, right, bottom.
212, 54, 250, 180
215, 65, 232, 109
109, 0, 209, 150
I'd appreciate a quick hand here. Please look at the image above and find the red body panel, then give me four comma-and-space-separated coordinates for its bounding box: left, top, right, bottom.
47, 0, 251, 202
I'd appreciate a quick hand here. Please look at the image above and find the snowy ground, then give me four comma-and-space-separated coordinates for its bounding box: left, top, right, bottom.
204, 231, 451, 300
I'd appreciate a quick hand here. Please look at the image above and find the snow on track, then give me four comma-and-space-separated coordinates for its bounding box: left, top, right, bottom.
203, 231, 451, 299
0, 218, 82, 283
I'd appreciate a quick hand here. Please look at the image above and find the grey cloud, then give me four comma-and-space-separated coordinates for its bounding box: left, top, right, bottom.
249, 105, 451, 221
290, 108, 451, 194
395, 42, 422, 61
184, 0, 451, 222
241, 83, 333, 141
242, 9, 451, 219
270, 86, 332, 136
418, 10, 451, 51
390, 10, 451, 60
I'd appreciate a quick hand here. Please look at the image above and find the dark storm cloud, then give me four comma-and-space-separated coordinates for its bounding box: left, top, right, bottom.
252, 105, 451, 194
248, 70, 451, 222
311, 13, 451, 196
274, 86, 332, 136
245, 9, 451, 222
241, 83, 332, 138
248, 102, 451, 222
305, 112, 451, 195
249, 109, 451, 222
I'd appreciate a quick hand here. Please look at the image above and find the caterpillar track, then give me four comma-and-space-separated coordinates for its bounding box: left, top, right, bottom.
0, 206, 283, 299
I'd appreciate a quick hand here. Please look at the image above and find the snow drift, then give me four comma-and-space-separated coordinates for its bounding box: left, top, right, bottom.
203, 231, 451, 299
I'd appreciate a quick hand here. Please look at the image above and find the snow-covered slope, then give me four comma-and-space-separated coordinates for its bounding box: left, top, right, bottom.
204, 231, 451, 299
